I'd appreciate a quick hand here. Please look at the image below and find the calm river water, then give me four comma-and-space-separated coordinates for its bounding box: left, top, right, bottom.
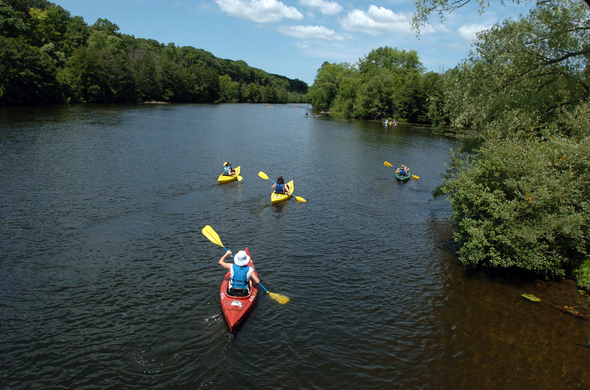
1, 103, 588, 389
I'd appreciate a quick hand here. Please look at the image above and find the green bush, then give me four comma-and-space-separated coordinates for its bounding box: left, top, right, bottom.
436, 135, 590, 283
573, 258, 590, 289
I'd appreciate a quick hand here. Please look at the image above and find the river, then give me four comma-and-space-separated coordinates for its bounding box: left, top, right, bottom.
0, 103, 588, 389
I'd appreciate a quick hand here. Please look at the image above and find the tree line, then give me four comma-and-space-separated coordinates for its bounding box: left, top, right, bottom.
306, 47, 441, 123
0, 0, 308, 105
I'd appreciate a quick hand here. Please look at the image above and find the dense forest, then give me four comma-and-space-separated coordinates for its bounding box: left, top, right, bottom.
0, 0, 308, 105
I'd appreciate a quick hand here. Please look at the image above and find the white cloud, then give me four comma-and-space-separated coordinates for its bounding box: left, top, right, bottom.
340, 5, 414, 36
298, 0, 343, 16
458, 24, 490, 42
278, 25, 345, 40
215, 0, 304, 23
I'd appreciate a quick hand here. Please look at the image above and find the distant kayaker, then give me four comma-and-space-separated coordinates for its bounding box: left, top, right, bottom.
395, 165, 410, 176
272, 176, 290, 194
223, 162, 236, 176
219, 250, 260, 297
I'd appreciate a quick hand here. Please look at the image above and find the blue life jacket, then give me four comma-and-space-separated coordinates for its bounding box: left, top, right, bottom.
275, 183, 285, 194
224, 166, 231, 175
231, 264, 249, 289
399, 169, 407, 175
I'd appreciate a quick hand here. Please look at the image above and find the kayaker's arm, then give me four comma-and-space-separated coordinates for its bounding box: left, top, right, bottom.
251, 272, 260, 284
219, 250, 232, 270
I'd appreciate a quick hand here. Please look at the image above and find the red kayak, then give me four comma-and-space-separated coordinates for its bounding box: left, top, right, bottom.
219, 247, 259, 333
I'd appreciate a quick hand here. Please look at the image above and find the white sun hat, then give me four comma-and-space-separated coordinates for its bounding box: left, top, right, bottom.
234, 250, 250, 266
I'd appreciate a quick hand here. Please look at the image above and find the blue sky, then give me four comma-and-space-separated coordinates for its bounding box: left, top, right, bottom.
52, 0, 532, 85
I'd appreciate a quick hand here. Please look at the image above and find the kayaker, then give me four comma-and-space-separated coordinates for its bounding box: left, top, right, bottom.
271, 176, 290, 194
223, 162, 236, 176
219, 250, 260, 297
395, 165, 410, 176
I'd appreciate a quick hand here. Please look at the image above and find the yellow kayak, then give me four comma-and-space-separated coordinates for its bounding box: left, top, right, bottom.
217, 166, 241, 184
271, 180, 294, 205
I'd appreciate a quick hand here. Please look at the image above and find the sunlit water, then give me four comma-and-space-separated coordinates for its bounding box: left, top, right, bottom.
1, 104, 588, 389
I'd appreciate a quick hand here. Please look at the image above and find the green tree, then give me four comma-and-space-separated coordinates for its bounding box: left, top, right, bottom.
355, 67, 398, 120
358, 46, 424, 78
218, 74, 238, 103
410, 0, 590, 29
437, 1, 590, 139
242, 82, 261, 103
0, 35, 60, 104
307, 61, 355, 111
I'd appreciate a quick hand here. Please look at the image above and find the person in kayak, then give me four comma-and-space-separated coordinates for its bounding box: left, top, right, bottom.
223, 162, 236, 176
271, 176, 290, 194
219, 250, 260, 297
395, 165, 410, 176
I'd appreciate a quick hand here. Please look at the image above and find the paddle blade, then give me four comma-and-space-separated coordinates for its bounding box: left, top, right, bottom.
268, 292, 289, 304
258, 171, 269, 180
294, 195, 307, 202
202, 225, 224, 247
522, 293, 541, 302
237, 175, 243, 181
412, 175, 420, 179
384, 161, 393, 167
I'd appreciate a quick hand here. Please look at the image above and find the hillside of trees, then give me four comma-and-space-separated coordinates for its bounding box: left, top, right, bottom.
0, 0, 308, 105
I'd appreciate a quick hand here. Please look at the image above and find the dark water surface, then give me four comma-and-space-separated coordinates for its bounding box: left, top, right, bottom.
1, 104, 588, 389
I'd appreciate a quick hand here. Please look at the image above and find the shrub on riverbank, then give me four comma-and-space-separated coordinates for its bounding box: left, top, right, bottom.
436, 131, 590, 286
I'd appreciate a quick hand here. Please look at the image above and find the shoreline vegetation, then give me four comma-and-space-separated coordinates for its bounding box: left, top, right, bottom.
3, 0, 590, 291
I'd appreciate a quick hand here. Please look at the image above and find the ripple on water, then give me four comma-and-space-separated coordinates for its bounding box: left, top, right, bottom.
1, 104, 588, 389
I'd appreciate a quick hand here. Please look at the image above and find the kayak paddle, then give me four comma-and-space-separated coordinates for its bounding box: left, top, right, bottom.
257, 171, 307, 202
522, 293, 588, 319
201, 225, 290, 304
384, 161, 419, 179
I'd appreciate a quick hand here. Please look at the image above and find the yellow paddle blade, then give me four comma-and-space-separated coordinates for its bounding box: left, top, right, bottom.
522, 293, 541, 302
202, 225, 224, 247
383, 161, 393, 167
237, 175, 243, 181
412, 175, 420, 179
258, 171, 269, 180
268, 292, 289, 304
294, 195, 307, 202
